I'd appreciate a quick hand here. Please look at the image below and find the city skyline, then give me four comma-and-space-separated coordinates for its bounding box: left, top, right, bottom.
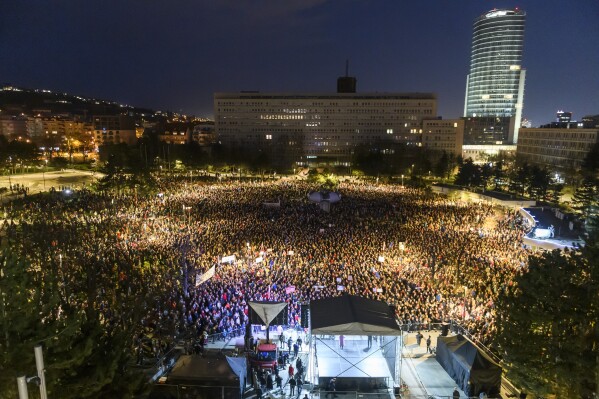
1, 0, 598, 125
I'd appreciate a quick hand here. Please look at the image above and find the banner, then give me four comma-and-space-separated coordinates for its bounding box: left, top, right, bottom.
285, 285, 296, 294
378, 256, 385, 263
337, 285, 345, 291
221, 255, 236, 264
195, 266, 215, 287
255, 256, 263, 264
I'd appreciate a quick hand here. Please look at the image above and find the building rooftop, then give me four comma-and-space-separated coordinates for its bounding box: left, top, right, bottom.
215, 92, 436, 100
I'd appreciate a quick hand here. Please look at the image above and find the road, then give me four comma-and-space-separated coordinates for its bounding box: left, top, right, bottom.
0, 169, 104, 195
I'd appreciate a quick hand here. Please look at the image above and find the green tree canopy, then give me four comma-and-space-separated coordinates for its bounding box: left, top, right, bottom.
572, 177, 598, 221
455, 158, 481, 187
496, 224, 599, 398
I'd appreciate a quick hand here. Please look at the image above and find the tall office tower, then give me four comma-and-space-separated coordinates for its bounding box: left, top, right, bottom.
556, 110, 572, 123
464, 8, 526, 143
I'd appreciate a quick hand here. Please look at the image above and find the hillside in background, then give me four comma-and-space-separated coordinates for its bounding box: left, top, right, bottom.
0, 85, 160, 119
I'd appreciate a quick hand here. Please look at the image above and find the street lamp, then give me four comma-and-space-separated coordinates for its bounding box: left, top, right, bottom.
401, 174, 404, 187
16, 345, 48, 399
43, 159, 48, 190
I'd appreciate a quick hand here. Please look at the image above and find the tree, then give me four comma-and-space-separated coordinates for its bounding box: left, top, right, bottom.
0, 196, 161, 398
582, 142, 599, 177
495, 224, 599, 398
307, 169, 339, 190
572, 177, 598, 220
509, 164, 529, 197
480, 162, 493, 190
435, 151, 450, 179
549, 182, 564, 204
527, 166, 551, 200
455, 158, 481, 187
0, 249, 146, 399
492, 160, 506, 191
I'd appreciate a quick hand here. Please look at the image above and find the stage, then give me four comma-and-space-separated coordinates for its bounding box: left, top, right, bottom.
315, 335, 394, 379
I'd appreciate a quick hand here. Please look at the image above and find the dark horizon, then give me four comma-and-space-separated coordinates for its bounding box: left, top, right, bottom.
1, 0, 598, 125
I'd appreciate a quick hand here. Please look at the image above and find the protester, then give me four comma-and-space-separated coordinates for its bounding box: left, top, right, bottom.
2, 177, 532, 364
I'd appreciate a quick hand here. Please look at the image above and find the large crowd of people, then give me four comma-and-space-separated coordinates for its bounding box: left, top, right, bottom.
1, 175, 532, 364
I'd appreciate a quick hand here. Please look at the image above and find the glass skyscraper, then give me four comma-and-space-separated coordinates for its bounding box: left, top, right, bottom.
464, 8, 526, 143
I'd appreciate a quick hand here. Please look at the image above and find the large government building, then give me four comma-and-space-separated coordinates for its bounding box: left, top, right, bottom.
214, 90, 437, 166
517, 116, 599, 171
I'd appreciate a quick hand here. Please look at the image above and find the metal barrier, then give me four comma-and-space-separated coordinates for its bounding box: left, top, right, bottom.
396, 321, 501, 364
399, 396, 483, 399
151, 383, 239, 399
315, 389, 395, 398
446, 322, 501, 364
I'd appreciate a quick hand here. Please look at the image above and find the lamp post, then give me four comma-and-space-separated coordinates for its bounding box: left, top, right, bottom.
35, 345, 48, 399
43, 159, 48, 190
16, 345, 48, 399
401, 174, 404, 188
17, 376, 28, 399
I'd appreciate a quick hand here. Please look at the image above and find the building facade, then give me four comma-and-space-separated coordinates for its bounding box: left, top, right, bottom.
158, 122, 192, 145
462, 144, 517, 163
93, 115, 137, 146
464, 8, 526, 143
0, 116, 28, 139
214, 92, 437, 165
517, 126, 599, 170
463, 116, 514, 145
192, 122, 216, 146
422, 119, 464, 156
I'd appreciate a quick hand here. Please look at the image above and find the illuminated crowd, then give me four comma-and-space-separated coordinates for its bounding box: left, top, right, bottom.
2, 176, 531, 360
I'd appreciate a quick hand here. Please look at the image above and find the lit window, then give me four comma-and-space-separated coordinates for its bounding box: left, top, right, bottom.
386, 128, 393, 134
265, 134, 272, 140
453, 123, 458, 128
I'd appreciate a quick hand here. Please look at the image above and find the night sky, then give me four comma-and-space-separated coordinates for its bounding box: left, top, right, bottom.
1, 0, 598, 125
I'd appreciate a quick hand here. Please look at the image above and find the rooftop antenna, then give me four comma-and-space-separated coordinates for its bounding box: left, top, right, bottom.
337, 60, 356, 93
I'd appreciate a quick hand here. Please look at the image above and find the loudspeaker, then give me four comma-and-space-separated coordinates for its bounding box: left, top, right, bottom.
441, 323, 449, 337
249, 304, 288, 326
300, 304, 310, 328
